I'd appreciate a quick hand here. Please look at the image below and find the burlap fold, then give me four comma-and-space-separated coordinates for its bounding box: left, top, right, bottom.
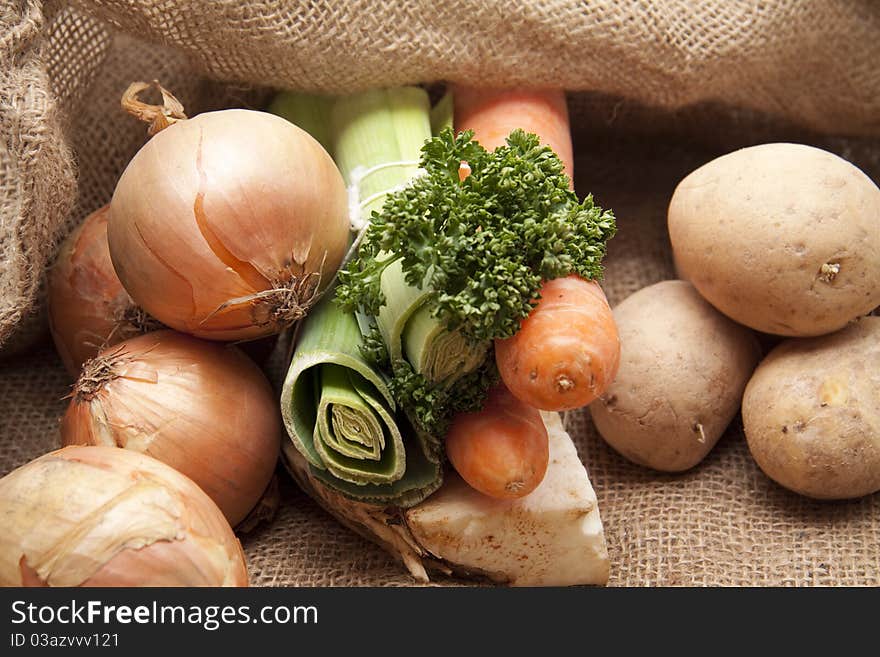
1, 0, 878, 586
4, 1, 880, 349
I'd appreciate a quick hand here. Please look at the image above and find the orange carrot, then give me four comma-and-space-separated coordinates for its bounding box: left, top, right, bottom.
453, 85, 620, 411
445, 385, 549, 499
495, 275, 619, 411
452, 86, 574, 181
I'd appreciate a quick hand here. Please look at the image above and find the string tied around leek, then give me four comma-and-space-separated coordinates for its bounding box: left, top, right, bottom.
107, 81, 351, 341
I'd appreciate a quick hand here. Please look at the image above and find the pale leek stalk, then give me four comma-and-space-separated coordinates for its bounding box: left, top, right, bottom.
332, 88, 488, 388
429, 91, 453, 136
332, 87, 427, 219
267, 92, 333, 152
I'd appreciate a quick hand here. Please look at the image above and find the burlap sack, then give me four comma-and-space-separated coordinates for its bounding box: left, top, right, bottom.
1, 1, 878, 585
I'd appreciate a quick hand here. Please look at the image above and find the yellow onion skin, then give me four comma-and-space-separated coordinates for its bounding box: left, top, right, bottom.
61, 330, 281, 527
108, 109, 350, 341
0, 445, 248, 587
48, 205, 147, 377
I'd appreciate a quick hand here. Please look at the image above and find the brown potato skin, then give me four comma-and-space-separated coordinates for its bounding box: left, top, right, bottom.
669, 143, 880, 337
742, 317, 880, 500
590, 280, 760, 472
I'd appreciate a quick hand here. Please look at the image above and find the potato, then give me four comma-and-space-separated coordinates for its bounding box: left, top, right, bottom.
590, 280, 760, 472
669, 143, 880, 337
742, 317, 880, 499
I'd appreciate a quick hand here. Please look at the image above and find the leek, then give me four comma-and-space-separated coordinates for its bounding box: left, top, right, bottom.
277, 87, 490, 506
332, 87, 427, 220
332, 87, 489, 390
280, 294, 441, 507
429, 91, 453, 136
267, 92, 333, 152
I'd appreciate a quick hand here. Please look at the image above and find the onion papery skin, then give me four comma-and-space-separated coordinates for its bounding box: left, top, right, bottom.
107, 109, 350, 341
61, 330, 281, 527
48, 205, 149, 377
0, 446, 248, 587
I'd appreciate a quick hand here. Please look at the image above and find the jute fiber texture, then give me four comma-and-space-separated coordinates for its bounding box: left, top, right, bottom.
3, 1, 880, 349
1, 1, 879, 585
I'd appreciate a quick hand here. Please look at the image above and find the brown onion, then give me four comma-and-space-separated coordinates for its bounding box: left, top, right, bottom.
107, 81, 350, 341
61, 330, 280, 527
0, 445, 248, 586
48, 205, 157, 376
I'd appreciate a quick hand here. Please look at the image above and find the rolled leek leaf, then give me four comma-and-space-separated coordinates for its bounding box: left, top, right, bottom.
377, 259, 489, 386
332, 88, 489, 388
403, 304, 489, 384
281, 295, 441, 507
312, 364, 400, 482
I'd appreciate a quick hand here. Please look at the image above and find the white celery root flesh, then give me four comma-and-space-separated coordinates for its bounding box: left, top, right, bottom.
404, 411, 609, 586
284, 410, 609, 586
